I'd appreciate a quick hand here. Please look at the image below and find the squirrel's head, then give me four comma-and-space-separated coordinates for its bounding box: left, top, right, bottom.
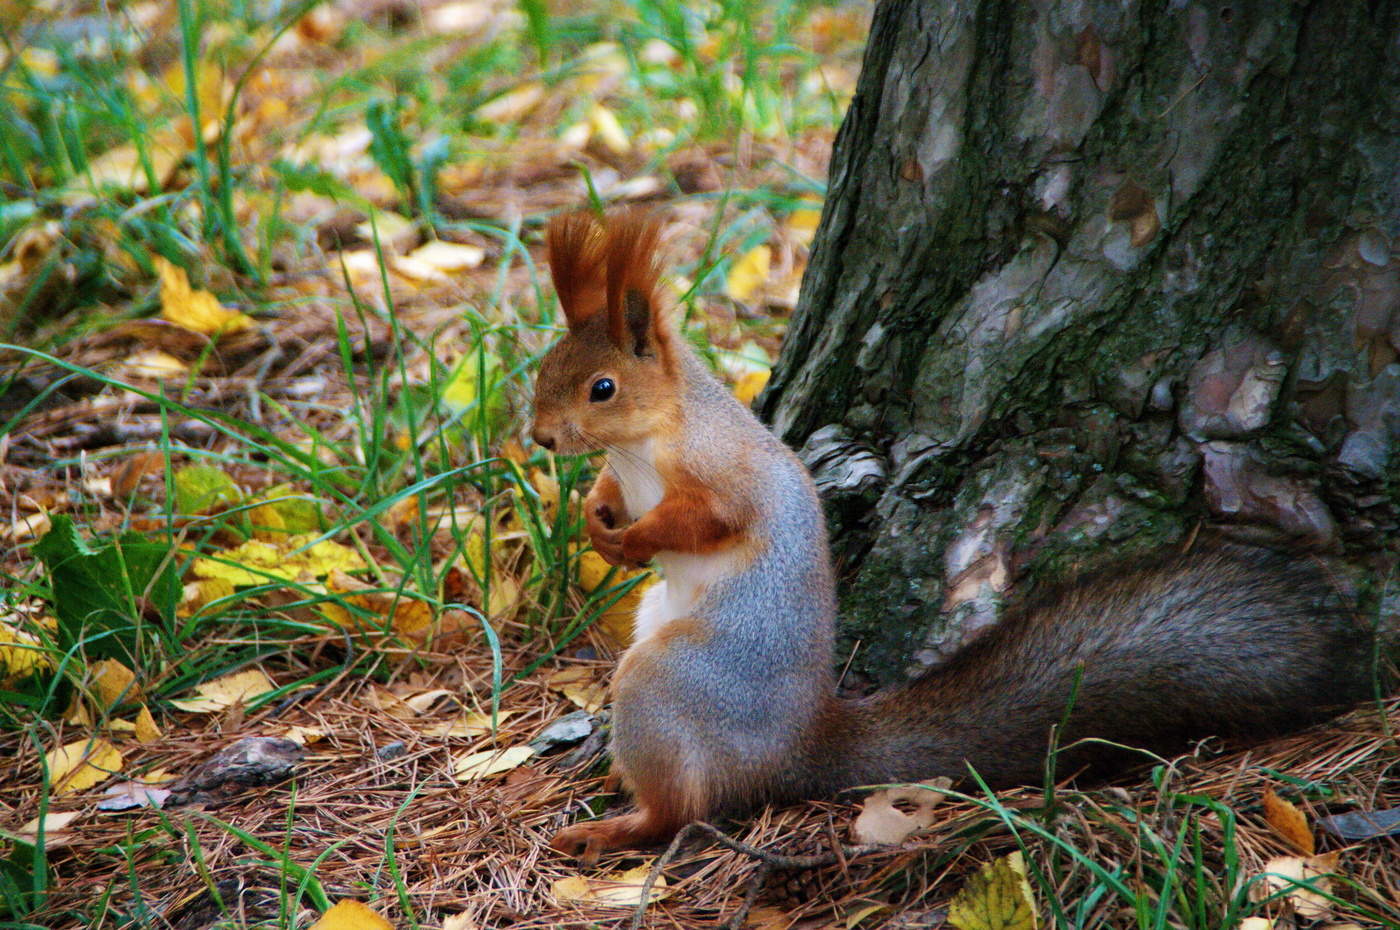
532, 210, 680, 456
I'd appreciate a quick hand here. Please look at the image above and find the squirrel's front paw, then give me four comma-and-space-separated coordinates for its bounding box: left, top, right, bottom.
588, 522, 633, 567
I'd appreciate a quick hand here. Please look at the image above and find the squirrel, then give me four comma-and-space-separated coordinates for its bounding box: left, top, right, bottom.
530, 209, 1379, 862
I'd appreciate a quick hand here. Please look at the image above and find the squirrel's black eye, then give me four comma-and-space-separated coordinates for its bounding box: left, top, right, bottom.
590, 377, 616, 402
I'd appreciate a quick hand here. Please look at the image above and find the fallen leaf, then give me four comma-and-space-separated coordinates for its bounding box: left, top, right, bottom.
544, 666, 608, 714
733, 369, 770, 407
852, 781, 949, 845
278, 725, 326, 745
947, 851, 1038, 930
45, 736, 124, 796
169, 668, 277, 713
1236, 919, 1273, 930
309, 900, 393, 930
552, 862, 669, 907
96, 779, 171, 811
476, 82, 544, 123
725, 244, 771, 303
11, 811, 82, 848
0, 617, 55, 679
79, 134, 184, 195
91, 658, 142, 709
119, 349, 189, 379
134, 704, 162, 744
365, 686, 456, 718
573, 548, 651, 645
786, 205, 822, 246
191, 534, 366, 586
156, 257, 254, 336
421, 710, 512, 738
589, 103, 630, 155
2, 510, 52, 542
407, 239, 485, 272
452, 745, 535, 781
178, 577, 236, 618
174, 465, 242, 515
1263, 789, 1314, 855
1259, 852, 1341, 920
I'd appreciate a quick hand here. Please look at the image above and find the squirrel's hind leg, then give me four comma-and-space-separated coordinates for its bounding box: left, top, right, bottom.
551, 763, 705, 862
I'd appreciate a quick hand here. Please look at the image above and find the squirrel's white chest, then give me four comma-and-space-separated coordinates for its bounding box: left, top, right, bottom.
607, 440, 665, 518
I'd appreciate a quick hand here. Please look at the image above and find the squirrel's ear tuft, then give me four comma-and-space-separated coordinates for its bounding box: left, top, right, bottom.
546, 211, 607, 330
603, 210, 670, 361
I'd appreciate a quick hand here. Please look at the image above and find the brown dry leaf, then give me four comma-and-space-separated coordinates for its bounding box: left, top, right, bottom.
308, 900, 392, 930
452, 745, 535, 781
2, 511, 51, 542
1264, 789, 1315, 855
91, 658, 141, 709
168, 668, 277, 713
134, 704, 162, 744
1259, 852, 1341, 920
111, 450, 166, 499
46, 737, 124, 796
12, 811, 82, 849
552, 862, 670, 907
851, 781, 950, 845
156, 257, 254, 336
544, 666, 608, 714
947, 851, 1038, 930
725, 244, 772, 303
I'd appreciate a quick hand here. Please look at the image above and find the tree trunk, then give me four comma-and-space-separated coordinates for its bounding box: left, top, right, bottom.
758, 0, 1400, 687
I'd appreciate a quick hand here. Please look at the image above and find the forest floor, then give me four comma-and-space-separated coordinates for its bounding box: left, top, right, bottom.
1, 1, 1397, 928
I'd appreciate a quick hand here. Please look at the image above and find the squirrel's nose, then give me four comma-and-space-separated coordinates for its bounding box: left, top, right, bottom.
532, 428, 556, 451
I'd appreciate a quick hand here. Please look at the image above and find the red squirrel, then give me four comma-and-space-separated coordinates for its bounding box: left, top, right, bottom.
530, 210, 1378, 861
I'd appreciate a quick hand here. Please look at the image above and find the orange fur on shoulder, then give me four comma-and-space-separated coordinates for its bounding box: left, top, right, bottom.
546, 212, 607, 329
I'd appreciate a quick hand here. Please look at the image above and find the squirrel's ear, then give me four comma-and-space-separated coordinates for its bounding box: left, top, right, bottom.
546, 212, 607, 330
604, 211, 671, 362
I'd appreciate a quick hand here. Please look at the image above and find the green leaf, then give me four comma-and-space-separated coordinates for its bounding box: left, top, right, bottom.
174, 464, 242, 514
32, 515, 180, 663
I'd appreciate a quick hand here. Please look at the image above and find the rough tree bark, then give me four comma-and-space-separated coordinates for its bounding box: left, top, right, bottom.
759, 0, 1400, 686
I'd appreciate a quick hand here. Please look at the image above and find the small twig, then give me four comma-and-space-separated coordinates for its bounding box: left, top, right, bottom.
724, 862, 771, 930
630, 824, 699, 930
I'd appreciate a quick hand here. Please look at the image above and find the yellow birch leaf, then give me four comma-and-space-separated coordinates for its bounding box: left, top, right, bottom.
134, 704, 162, 744
46, 737, 124, 796
407, 240, 484, 272
451, 745, 534, 781
179, 577, 235, 618
1263, 789, 1315, 856
192, 535, 365, 586
476, 82, 545, 123
120, 349, 189, 378
420, 711, 512, 738
169, 668, 276, 713
0, 620, 55, 678
726, 244, 771, 303
91, 658, 141, 709
156, 257, 253, 336
733, 369, 771, 407
786, 206, 822, 245
573, 548, 651, 646
545, 666, 608, 713
309, 900, 393, 930
278, 725, 326, 745
589, 104, 630, 154
947, 851, 1038, 930
552, 861, 669, 907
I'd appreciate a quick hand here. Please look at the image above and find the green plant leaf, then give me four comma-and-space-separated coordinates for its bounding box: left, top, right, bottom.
32, 515, 180, 663
174, 464, 242, 514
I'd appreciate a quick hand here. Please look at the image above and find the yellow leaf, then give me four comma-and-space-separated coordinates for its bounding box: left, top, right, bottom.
476, 82, 545, 123
309, 900, 393, 930
852, 781, 950, 845
452, 745, 534, 781
91, 658, 141, 709
846, 903, 887, 928
120, 349, 189, 379
725, 244, 771, 303
178, 577, 235, 618
78, 133, 184, 195
0, 619, 55, 678
947, 851, 1038, 930
733, 369, 770, 407
1263, 789, 1314, 855
191, 534, 366, 587
134, 705, 162, 744
589, 104, 630, 155
45, 737, 124, 796
441, 913, 478, 930
156, 257, 254, 336
169, 668, 276, 713
552, 861, 669, 907
278, 725, 326, 745
545, 667, 608, 714
1237, 920, 1274, 930
786, 206, 822, 246
420, 710, 512, 738
1260, 852, 1341, 920
573, 548, 652, 645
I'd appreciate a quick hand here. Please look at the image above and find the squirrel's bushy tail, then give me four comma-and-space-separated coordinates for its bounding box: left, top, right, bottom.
784, 544, 1379, 798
